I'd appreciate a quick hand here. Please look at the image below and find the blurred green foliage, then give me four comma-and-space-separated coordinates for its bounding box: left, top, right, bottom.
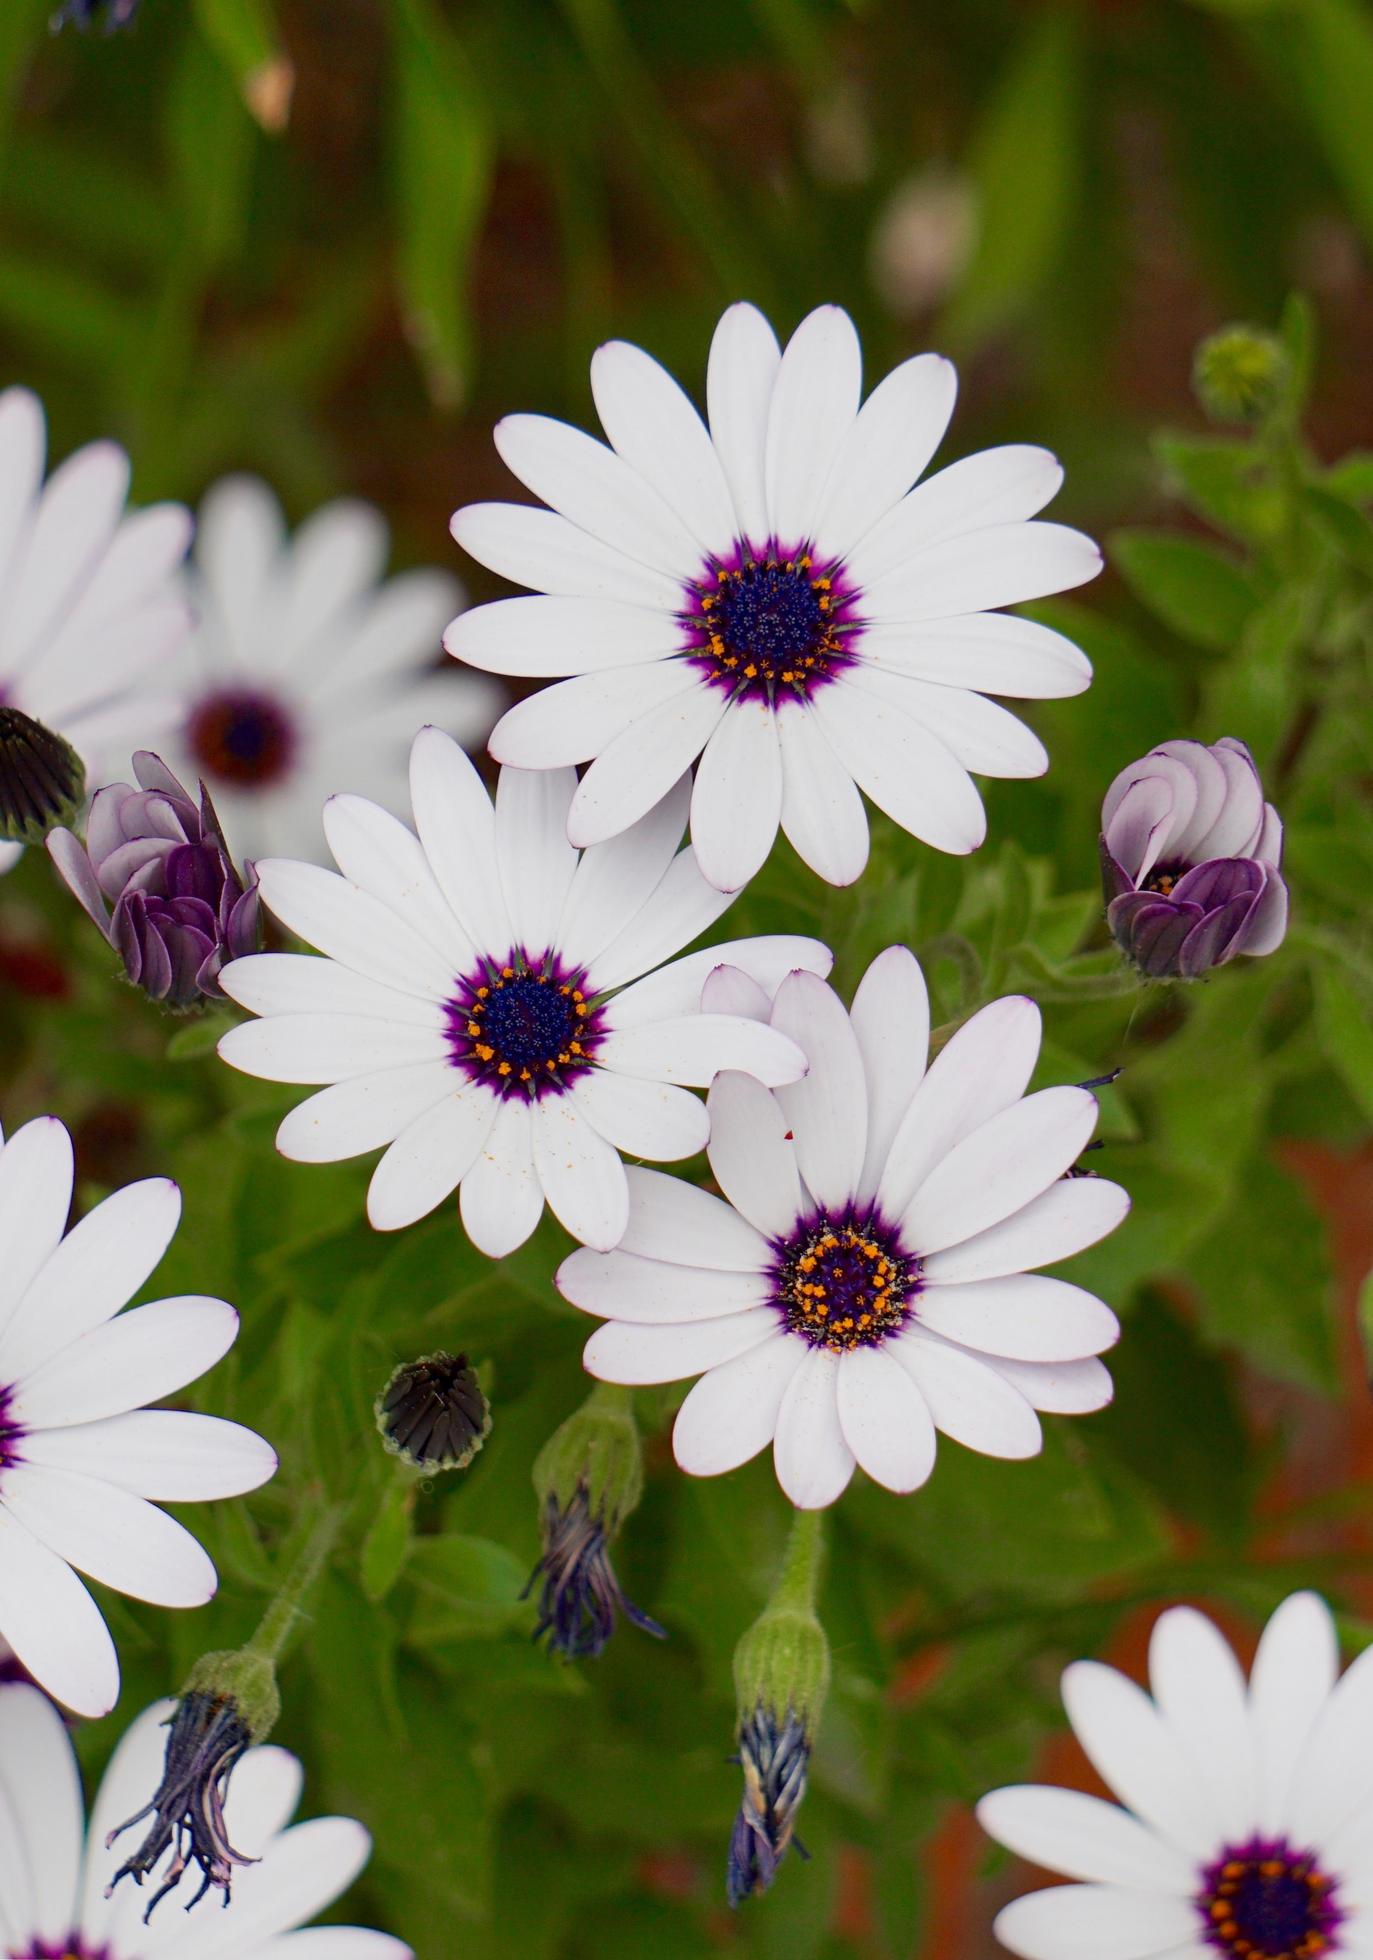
3, 2, 1373, 1956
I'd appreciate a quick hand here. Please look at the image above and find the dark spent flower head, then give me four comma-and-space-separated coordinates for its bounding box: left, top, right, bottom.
0, 707, 86, 847
47, 751, 260, 1010
727, 1705, 811, 1908
106, 1689, 255, 1921
375, 1351, 491, 1471
51, 0, 139, 27
524, 1484, 665, 1661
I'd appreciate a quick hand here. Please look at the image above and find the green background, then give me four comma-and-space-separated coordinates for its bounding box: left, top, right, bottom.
2, 1, 1373, 1954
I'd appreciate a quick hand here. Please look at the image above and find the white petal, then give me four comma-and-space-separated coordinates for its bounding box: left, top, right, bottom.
902, 1086, 1100, 1255
1249, 1591, 1339, 1835
493, 412, 701, 580
531, 1094, 629, 1250
12, 1296, 238, 1429
317, 565, 461, 694
0, 1506, 118, 1717
846, 665, 1048, 778
250, 1934, 410, 1960
847, 444, 1064, 591
448, 593, 680, 678
893, 1327, 1041, 1457
706, 1069, 801, 1237
366, 1086, 498, 1231
1148, 1606, 1256, 1844
495, 765, 579, 956
557, 774, 689, 971
765, 306, 861, 545
988, 1354, 1115, 1414
0, 1176, 181, 1384
672, 1334, 805, 1475
877, 995, 1041, 1219
189, 473, 281, 667
923, 1177, 1131, 1284
991, 1885, 1199, 1960
276, 1062, 456, 1163
569, 1070, 708, 1162
568, 684, 724, 847
812, 353, 958, 563
583, 850, 735, 996
604, 930, 832, 1027
321, 793, 474, 975
915, 1275, 1118, 1363
488, 662, 696, 768
0, 387, 46, 602
1062, 1659, 1220, 1855
1193, 741, 1264, 860
835, 1344, 936, 1492
155, 1818, 374, 1957
5, 440, 129, 670
977, 1784, 1196, 1892
619, 1164, 770, 1272
219, 954, 447, 1028
770, 968, 867, 1209
219, 1014, 447, 1086
278, 498, 388, 654
451, 500, 682, 608
811, 678, 986, 855
700, 963, 772, 1021
596, 1015, 807, 1089
557, 1247, 769, 1323
773, 1344, 854, 1508
1286, 1630, 1373, 1849
0, 1684, 82, 1944
776, 702, 869, 886
860, 611, 1091, 698
590, 338, 737, 557
458, 1099, 543, 1257
408, 725, 513, 957
689, 701, 783, 893
584, 1307, 778, 1385
0, 1465, 216, 1607
707, 302, 781, 545
0, 1117, 74, 1344
22, 1409, 276, 1500
861, 520, 1102, 623
254, 858, 458, 1002
850, 945, 928, 1204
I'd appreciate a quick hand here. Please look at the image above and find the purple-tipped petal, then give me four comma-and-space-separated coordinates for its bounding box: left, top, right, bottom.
1098, 835, 1135, 905
1254, 802, 1283, 873
1113, 896, 1204, 978
1103, 774, 1175, 883
1170, 855, 1265, 912
1152, 739, 1229, 859
1241, 862, 1289, 956
1195, 742, 1264, 858
1101, 751, 1198, 853
46, 826, 111, 932
1178, 894, 1257, 977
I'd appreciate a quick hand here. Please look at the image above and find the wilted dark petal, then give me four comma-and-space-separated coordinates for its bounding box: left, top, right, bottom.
107, 1690, 253, 1920
727, 1707, 811, 1907
526, 1487, 665, 1661
1170, 854, 1265, 912
1179, 894, 1257, 978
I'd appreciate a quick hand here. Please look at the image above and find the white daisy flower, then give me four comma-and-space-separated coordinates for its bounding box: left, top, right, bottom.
0, 386, 192, 873
558, 947, 1126, 1509
0, 1683, 408, 1960
977, 1592, 1372, 1960
447, 301, 1100, 892
165, 475, 504, 864
0, 1116, 276, 1717
216, 726, 831, 1256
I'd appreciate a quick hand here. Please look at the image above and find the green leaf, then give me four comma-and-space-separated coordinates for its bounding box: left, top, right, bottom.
166, 29, 255, 275
1154, 434, 1283, 545
165, 1008, 237, 1060
405, 1533, 532, 1642
192, 0, 292, 130
389, 0, 493, 407
1281, 0, 1373, 260
1306, 484, 1373, 576
1313, 963, 1373, 1124
942, 8, 1081, 346
360, 1479, 416, 1602
1109, 529, 1258, 650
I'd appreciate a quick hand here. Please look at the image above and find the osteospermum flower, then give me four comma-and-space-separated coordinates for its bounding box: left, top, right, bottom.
447, 301, 1099, 892
0, 1116, 275, 1716
559, 948, 1127, 1508
217, 727, 829, 1255
977, 1592, 1372, 1960
1101, 736, 1288, 979
0, 386, 192, 873
0, 1683, 409, 1958
164, 476, 503, 864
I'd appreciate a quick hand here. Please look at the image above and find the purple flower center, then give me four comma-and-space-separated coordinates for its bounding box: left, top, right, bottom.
12, 1942, 110, 1959
684, 545, 859, 703
771, 1207, 918, 1352
443, 954, 606, 1100
1143, 859, 1191, 898
187, 689, 296, 788
1198, 1839, 1342, 1958
0, 1384, 24, 1475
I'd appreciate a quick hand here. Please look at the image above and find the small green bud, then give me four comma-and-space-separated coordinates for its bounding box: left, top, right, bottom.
374, 1350, 491, 1472
0, 707, 86, 846
182, 1645, 280, 1743
733, 1602, 830, 1739
532, 1381, 643, 1530
1192, 325, 1288, 425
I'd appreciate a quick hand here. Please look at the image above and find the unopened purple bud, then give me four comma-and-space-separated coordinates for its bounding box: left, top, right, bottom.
47, 752, 260, 1011
1098, 737, 1288, 981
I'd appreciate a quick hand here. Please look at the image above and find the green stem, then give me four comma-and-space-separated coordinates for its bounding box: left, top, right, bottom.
772, 1507, 825, 1618
584, 1381, 635, 1421
245, 1502, 347, 1667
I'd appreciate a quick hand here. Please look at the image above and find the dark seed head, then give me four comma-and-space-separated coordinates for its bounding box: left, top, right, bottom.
375, 1352, 492, 1472
0, 707, 86, 846
105, 1689, 255, 1921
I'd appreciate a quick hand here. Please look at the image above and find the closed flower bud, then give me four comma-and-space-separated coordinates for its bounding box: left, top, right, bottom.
1100, 737, 1288, 980
0, 706, 86, 846
375, 1351, 491, 1472
1192, 325, 1288, 424
48, 752, 260, 1010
